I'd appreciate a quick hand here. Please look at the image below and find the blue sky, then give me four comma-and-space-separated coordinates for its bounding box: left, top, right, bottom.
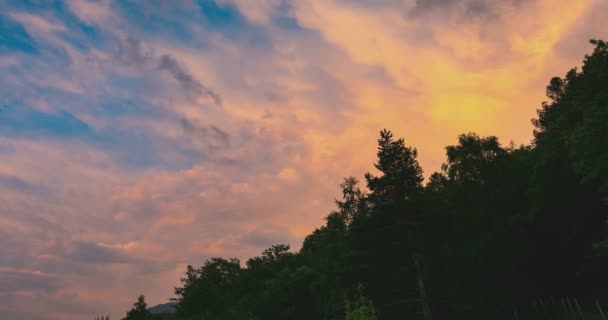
1, 0, 607, 319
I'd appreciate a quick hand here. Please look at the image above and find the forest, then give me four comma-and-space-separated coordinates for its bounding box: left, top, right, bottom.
117, 40, 608, 320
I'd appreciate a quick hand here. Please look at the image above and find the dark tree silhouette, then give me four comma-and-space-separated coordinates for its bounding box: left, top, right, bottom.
365, 129, 424, 205
125, 295, 149, 320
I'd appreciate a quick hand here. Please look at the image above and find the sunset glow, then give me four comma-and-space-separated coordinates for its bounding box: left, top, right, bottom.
1, 0, 607, 319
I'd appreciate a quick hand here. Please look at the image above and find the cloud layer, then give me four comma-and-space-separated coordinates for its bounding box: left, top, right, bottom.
1, 0, 607, 319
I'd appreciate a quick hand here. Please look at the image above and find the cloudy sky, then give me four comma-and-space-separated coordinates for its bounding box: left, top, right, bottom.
1, 0, 607, 319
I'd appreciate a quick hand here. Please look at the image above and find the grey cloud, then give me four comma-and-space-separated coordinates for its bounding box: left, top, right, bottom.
180, 118, 230, 147
158, 54, 222, 106
0, 231, 27, 269
408, 0, 525, 20
0, 290, 113, 320
0, 142, 16, 155
114, 36, 153, 67
411, 0, 474, 14
136, 260, 179, 275
0, 173, 51, 196
113, 37, 222, 106
336, 0, 408, 11
66, 242, 127, 264
0, 306, 45, 320
237, 224, 297, 248
256, 82, 289, 103
210, 125, 229, 143
0, 270, 58, 293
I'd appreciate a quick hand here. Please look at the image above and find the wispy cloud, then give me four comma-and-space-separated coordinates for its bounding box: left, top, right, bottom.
158, 54, 222, 106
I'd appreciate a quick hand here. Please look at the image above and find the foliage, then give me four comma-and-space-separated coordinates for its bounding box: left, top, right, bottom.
125, 295, 150, 320
365, 129, 424, 205
345, 284, 377, 320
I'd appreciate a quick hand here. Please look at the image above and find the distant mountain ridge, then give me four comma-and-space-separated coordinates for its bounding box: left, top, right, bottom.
147, 302, 177, 314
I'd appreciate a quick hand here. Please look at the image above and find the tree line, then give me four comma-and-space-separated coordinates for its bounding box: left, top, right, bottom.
120, 39, 608, 320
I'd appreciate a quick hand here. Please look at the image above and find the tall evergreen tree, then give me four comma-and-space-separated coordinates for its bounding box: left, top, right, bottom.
365, 129, 424, 206
125, 295, 149, 320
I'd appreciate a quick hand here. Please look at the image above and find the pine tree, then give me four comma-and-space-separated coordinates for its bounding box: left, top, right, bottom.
365, 129, 424, 206
125, 295, 149, 320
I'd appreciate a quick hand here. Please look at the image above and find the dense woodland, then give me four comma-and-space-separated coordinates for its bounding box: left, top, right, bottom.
120, 40, 608, 320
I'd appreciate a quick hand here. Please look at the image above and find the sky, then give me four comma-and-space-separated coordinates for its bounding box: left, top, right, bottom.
0, 0, 607, 319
